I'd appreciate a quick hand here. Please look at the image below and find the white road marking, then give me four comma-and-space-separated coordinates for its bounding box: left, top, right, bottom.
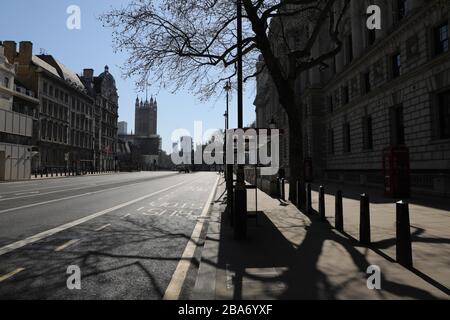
137, 207, 145, 211
55, 239, 80, 252
121, 213, 131, 219
0, 181, 188, 257
0, 268, 25, 282
95, 224, 111, 232
0, 185, 95, 202
163, 176, 219, 300
14, 191, 40, 196
0, 187, 122, 214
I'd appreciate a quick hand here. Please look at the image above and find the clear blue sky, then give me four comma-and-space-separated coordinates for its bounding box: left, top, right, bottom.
0, 0, 256, 152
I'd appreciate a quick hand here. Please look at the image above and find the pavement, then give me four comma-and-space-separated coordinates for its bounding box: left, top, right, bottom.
193, 176, 450, 300
0, 171, 219, 299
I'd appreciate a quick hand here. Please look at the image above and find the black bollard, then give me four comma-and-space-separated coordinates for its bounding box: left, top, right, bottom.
359, 194, 371, 245
281, 178, 286, 201
306, 183, 312, 215
40, 170, 43, 178
226, 164, 234, 226
396, 201, 413, 268
51, 170, 53, 177
35, 171, 37, 178
296, 180, 300, 208
319, 186, 326, 221
335, 190, 344, 232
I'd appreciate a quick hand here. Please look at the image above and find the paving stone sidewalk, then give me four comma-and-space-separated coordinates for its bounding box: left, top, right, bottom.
193, 177, 449, 300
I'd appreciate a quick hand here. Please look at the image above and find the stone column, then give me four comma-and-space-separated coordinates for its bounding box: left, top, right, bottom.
374, 0, 390, 38
309, 23, 321, 86
351, 0, 364, 59
334, 1, 345, 73
409, 0, 423, 11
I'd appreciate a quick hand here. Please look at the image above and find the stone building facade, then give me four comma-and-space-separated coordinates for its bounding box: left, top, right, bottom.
117, 97, 161, 170
80, 66, 119, 171
135, 97, 157, 137
254, 0, 450, 196
2, 41, 95, 171
0, 43, 39, 181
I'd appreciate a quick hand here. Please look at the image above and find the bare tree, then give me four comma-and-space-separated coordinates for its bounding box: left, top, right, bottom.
101, 0, 350, 205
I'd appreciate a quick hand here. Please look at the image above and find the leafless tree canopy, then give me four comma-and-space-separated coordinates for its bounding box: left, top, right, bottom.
101, 0, 349, 99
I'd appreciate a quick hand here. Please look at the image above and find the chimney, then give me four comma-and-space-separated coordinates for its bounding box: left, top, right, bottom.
18, 41, 33, 66
83, 68, 94, 80
3, 41, 17, 64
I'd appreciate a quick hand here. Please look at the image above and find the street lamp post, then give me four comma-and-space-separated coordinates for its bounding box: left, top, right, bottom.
224, 81, 234, 225
234, 0, 247, 240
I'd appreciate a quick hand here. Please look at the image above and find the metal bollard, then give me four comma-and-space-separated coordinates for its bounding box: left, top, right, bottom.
296, 180, 300, 208
335, 190, 344, 232
35, 171, 38, 178
319, 186, 326, 221
396, 201, 413, 268
281, 178, 286, 201
306, 183, 312, 215
40, 170, 43, 178
51, 170, 53, 177
359, 194, 371, 245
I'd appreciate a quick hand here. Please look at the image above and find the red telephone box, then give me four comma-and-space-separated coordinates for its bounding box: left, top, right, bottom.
383, 146, 411, 198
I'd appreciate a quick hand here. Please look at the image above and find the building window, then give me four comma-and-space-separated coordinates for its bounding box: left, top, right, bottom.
389, 105, 405, 145
392, 52, 401, 78
42, 99, 48, 114
366, 23, 376, 47
346, 34, 353, 64
343, 123, 351, 153
342, 85, 349, 105
397, 0, 407, 21
362, 115, 374, 150
437, 91, 450, 139
435, 23, 449, 56
328, 129, 335, 155
328, 95, 334, 113
43, 82, 48, 94
49, 85, 54, 96
361, 71, 371, 94
3, 77, 9, 88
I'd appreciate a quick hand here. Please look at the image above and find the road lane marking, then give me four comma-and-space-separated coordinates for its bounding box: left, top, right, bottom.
0, 268, 25, 282
137, 207, 145, 211
121, 213, 131, 219
14, 191, 40, 196
95, 224, 110, 232
0, 181, 188, 257
0, 185, 96, 202
163, 175, 220, 300
0, 187, 122, 214
55, 239, 80, 252
0, 172, 178, 202
0, 173, 182, 212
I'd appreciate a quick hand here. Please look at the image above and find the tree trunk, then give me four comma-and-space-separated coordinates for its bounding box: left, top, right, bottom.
287, 109, 305, 208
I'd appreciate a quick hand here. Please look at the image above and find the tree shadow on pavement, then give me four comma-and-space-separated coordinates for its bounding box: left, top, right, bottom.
214, 208, 442, 300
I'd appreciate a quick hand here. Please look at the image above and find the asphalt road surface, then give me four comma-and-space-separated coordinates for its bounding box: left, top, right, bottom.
0, 171, 219, 299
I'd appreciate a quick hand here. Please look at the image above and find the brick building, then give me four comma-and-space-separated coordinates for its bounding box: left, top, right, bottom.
254, 0, 450, 196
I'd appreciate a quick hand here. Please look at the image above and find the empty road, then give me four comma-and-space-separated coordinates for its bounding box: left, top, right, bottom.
0, 171, 219, 299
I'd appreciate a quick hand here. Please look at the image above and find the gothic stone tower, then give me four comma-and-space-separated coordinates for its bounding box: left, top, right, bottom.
135, 96, 157, 137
